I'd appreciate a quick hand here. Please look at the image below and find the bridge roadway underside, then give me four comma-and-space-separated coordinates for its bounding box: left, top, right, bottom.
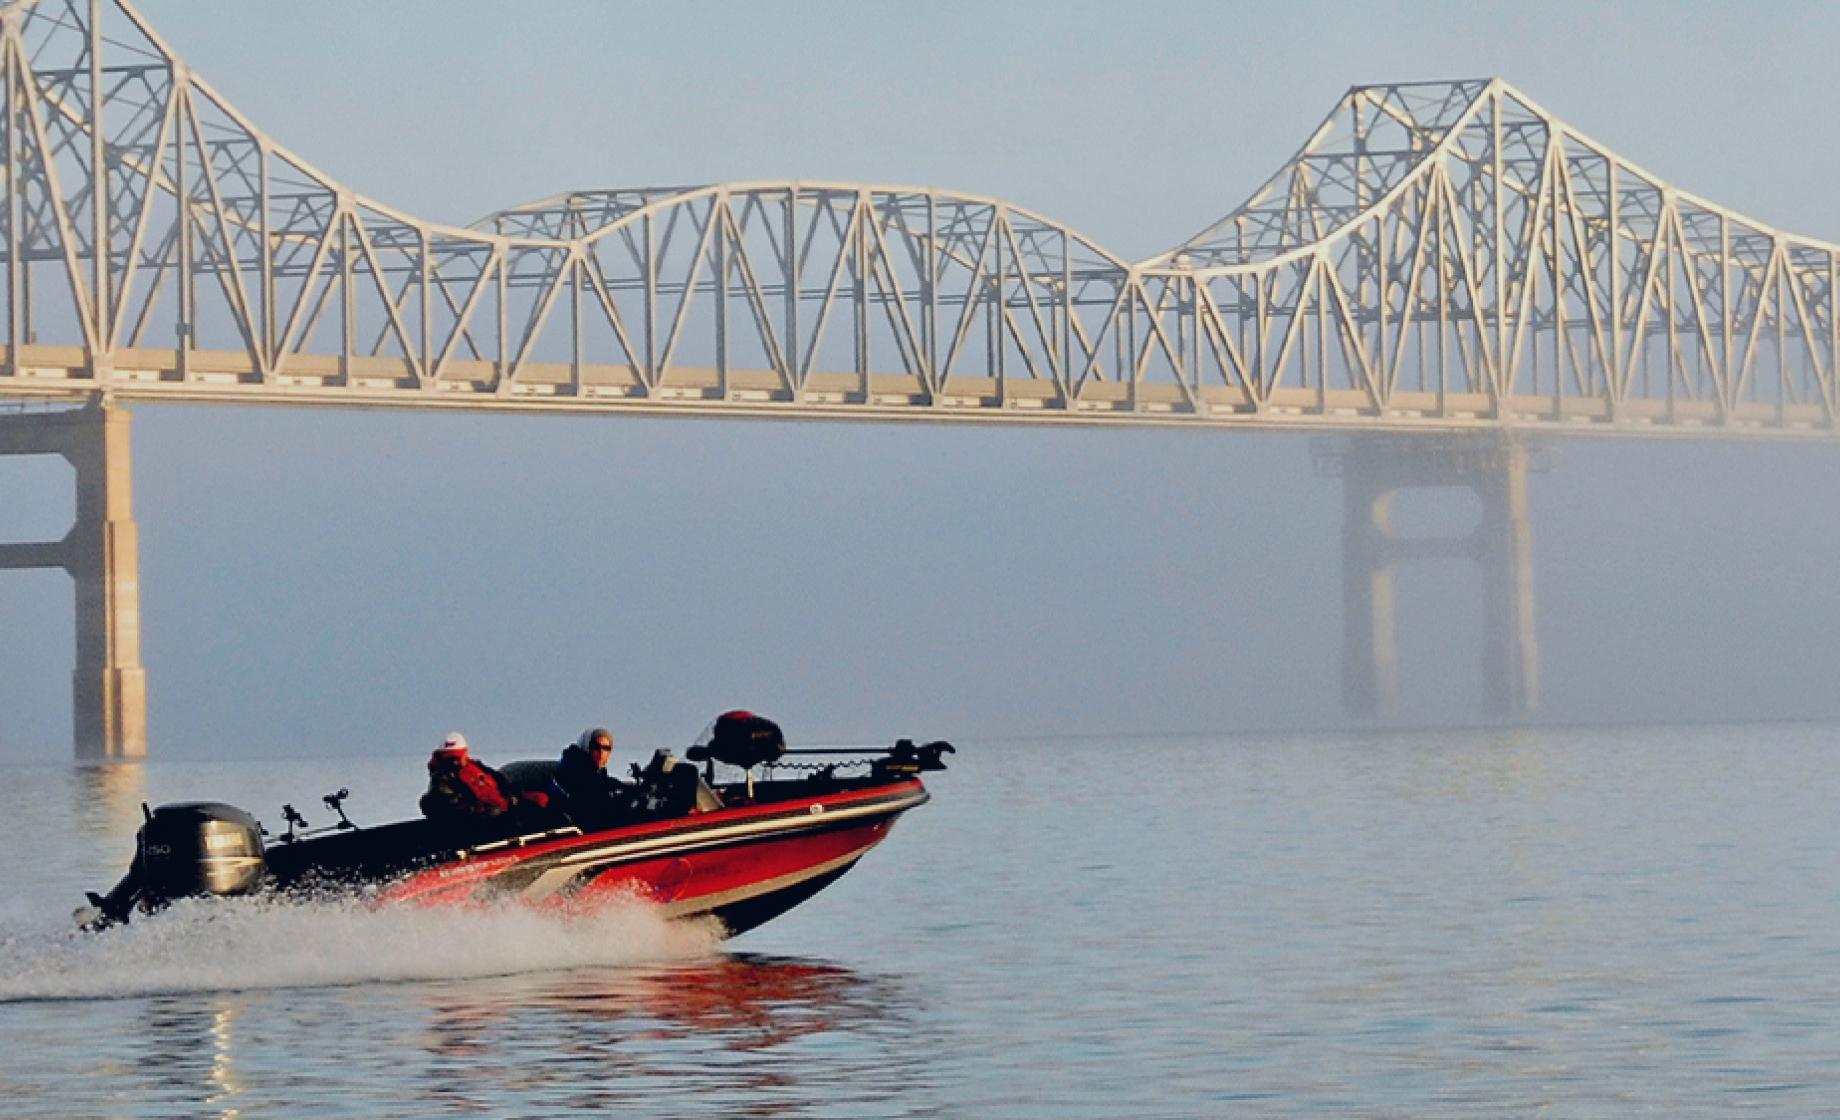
0, 402, 146, 758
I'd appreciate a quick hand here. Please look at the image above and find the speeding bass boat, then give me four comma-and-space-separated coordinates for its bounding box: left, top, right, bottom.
77, 721, 952, 938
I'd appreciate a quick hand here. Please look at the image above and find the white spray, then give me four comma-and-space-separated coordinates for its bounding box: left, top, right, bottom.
0, 895, 724, 1002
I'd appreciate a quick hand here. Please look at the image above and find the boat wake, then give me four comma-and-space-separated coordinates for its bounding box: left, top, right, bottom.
0, 895, 723, 1003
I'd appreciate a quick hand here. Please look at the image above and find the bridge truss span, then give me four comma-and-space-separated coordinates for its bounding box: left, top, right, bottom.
463, 182, 1153, 415
1139, 79, 1840, 437
0, 0, 1833, 438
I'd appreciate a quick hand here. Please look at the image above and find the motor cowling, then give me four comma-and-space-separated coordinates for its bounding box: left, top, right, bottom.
137, 802, 268, 901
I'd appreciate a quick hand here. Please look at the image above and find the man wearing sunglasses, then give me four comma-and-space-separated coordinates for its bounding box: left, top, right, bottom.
552, 726, 631, 828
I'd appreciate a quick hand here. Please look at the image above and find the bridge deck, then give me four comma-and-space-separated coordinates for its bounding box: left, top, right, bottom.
1, 346, 1827, 437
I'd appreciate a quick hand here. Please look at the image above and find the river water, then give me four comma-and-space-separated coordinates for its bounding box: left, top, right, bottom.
2, 724, 1838, 1117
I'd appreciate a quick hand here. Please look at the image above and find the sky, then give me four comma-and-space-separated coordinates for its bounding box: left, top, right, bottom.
3, 0, 1840, 760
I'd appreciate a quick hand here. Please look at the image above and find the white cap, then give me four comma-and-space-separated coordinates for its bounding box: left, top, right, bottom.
439, 731, 468, 754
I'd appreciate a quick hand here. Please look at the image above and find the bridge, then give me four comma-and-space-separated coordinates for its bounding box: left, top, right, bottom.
1, 0, 1835, 755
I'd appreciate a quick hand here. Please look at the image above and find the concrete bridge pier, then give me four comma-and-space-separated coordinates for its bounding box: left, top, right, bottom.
0, 401, 147, 757
1316, 434, 1541, 721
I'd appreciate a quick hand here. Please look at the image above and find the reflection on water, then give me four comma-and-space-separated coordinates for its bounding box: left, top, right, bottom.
499, 953, 917, 1041
132, 998, 245, 1119
72, 760, 148, 849
408, 955, 937, 1117
206, 1003, 243, 1118
69, 955, 937, 1120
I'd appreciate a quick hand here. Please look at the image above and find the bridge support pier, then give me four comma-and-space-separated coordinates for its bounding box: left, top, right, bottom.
0, 401, 147, 758
1316, 434, 1541, 721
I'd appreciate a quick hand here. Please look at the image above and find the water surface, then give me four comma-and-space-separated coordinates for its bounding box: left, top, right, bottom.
3, 725, 1838, 1116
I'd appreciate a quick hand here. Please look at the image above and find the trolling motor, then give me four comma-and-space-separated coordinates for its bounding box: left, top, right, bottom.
774, 738, 955, 780
685, 712, 955, 779
683, 711, 953, 799
876, 739, 956, 777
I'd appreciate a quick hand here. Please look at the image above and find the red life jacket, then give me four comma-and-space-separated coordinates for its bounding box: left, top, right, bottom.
449, 758, 510, 814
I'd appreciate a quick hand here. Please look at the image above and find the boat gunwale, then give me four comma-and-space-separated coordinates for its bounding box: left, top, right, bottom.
448, 777, 929, 868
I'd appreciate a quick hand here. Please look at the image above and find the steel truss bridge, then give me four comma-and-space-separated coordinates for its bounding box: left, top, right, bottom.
1, 0, 1834, 757
0, 0, 1837, 436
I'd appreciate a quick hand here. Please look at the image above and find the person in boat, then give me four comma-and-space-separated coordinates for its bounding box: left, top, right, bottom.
419, 732, 549, 825
551, 726, 632, 828
553, 726, 705, 827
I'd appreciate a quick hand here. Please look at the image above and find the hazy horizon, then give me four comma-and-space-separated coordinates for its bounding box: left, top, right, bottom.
5, 0, 1840, 760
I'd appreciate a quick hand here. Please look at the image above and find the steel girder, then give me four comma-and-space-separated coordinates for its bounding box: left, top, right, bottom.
0, 0, 1832, 437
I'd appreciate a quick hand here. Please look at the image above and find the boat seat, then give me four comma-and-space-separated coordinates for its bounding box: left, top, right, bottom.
498, 758, 559, 794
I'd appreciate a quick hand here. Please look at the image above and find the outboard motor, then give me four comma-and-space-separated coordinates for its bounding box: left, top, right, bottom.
138, 802, 267, 899
79, 802, 267, 929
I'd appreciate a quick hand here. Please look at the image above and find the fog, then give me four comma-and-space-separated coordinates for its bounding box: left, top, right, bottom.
3, 0, 1839, 759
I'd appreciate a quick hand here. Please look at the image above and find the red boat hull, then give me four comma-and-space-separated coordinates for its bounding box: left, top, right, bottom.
373, 778, 929, 935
